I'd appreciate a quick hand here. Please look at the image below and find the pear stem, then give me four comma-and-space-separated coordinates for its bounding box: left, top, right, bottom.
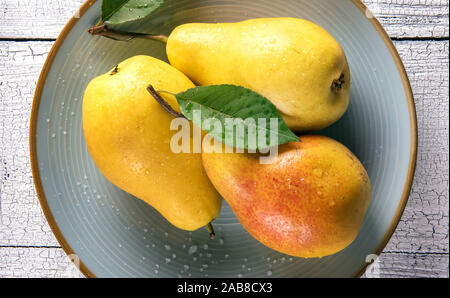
147, 85, 186, 118
206, 222, 215, 240
88, 24, 168, 43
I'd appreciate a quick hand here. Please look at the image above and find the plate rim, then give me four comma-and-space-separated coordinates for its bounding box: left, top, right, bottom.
29, 0, 418, 278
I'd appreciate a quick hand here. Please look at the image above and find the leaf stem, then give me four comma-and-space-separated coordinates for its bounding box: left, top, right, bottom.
147, 85, 186, 118
88, 24, 168, 43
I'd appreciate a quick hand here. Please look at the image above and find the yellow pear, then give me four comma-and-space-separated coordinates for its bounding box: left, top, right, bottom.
166, 17, 351, 132
82, 55, 221, 231
202, 135, 371, 258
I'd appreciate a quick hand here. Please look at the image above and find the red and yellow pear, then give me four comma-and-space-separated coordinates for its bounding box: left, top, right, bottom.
202, 135, 371, 258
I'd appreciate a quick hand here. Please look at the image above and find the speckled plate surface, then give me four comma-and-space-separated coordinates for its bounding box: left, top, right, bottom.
30, 0, 417, 277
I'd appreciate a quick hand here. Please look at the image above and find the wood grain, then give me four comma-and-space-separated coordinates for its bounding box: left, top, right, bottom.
364, 0, 449, 38
362, 252, 449, 278
0, 0, 448, 39
0, 41, 61, 247
0, 247, 83, 278
0, 0, 85, 39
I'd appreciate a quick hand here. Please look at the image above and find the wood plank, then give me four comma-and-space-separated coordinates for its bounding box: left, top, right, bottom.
0, 0, 448, 39
362, 252, 449, 278
0, 247, 83, 277
1, 40, 448, 254
364, 0, 449, 38
0, 0, 85, 39
1, 247, 447, 277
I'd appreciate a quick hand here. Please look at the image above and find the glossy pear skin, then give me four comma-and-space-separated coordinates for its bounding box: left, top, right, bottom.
167, 18, 351, 132
82, 55, 221, 231
202, 135, 371, 258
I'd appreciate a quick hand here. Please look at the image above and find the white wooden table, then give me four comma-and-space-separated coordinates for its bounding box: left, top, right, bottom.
0, 0, 448, 278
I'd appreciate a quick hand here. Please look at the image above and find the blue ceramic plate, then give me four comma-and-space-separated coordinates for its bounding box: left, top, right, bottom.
31, 0, 417, 277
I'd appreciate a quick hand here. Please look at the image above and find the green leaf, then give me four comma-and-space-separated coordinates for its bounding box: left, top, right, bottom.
100, 0, 164, 25
176, 85, 299, 151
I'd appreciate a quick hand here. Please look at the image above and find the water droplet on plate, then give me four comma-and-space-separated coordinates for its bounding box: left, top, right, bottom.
188, 245, 198, 255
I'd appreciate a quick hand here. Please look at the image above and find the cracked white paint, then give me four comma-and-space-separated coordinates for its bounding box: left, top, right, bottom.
364, 0, 449, 37
383, 41, 449, 254
1, 42, 60, 248
0, 247, 83, 278
362, 253, 449, 277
